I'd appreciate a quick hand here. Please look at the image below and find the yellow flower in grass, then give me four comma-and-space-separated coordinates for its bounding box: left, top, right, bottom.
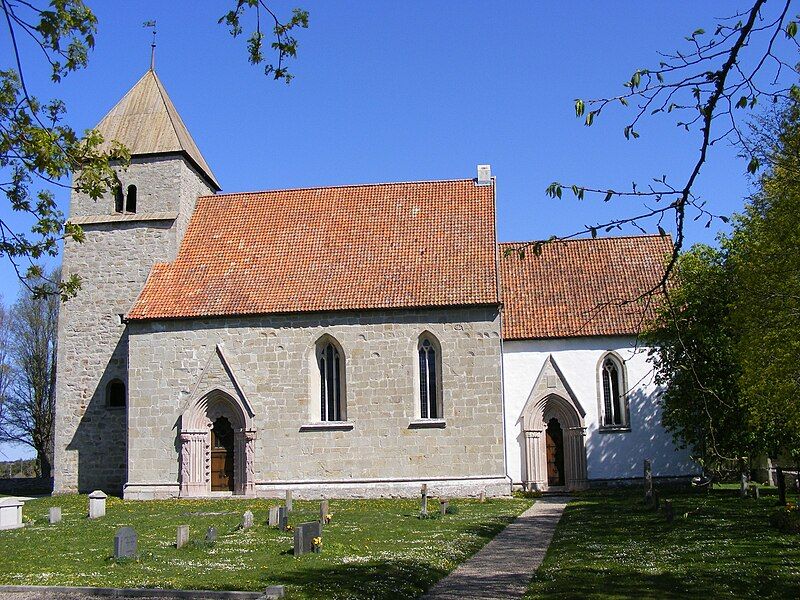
312, 536, 322, 547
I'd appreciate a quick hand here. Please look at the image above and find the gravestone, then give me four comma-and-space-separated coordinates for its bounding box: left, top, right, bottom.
278, 506, 288, 531
205, 526, 217, 543
663, 500, 674, 524
643, 460, 653, 505
420, 484, 429, 517
241, 510, 254, 530
49, 507, 61, 524
653, 490, 660, 511
88, 490, 107, 519
439, 499, 449, 516
740, 457, 749, 499
751, 486, 760, 500
0, 498, 24, 530
293, 521, 322, 556
479, 490, 486, 503
113, 527, 138, 559
176, 525, 189, 549
319, 500, 329, 524
285, 490, 293, 512
268, 506, 280, 527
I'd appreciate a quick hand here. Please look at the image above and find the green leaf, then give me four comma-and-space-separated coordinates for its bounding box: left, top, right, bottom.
574, 99, 585, 117
747, 157, 759, 174
736, 96, 748, 109
657, 226, 666, 237
787, 21, 798, 38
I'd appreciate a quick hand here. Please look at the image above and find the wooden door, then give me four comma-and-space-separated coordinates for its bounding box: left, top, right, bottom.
211, 417, 234, 492
546, 418, 565, 487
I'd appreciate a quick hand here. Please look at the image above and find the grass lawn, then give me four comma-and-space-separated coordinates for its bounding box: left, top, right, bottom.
526, 486, 800, 599
0, 494, 530, 599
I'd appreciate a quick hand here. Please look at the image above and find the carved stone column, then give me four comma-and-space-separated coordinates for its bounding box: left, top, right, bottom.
234, 429, 257, 496
566, 426, 588, 490
180, 430, 208, 497
523, 429, 546, 491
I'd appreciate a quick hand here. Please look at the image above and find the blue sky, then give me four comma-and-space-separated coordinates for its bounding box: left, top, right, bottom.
0, 2, 769, 459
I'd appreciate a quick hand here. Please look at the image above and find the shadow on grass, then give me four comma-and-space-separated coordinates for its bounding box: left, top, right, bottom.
526, 487, 800, 599
263, 559, 448, 600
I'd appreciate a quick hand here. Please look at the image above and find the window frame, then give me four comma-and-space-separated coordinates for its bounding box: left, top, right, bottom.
312, 335, 347, 423
125, 184, 137, 213
106, 378, 126, 410
414, 332, 444, 422
596, 352, 630, 432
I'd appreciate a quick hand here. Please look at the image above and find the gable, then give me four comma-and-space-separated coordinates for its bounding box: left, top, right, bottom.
519, 354, 585, 430
185, 343, 255, 420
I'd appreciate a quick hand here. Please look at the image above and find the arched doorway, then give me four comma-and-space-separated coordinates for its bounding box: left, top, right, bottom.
180, 388, 256, 497
211, 417, 235, 491
546, 418, 565, 487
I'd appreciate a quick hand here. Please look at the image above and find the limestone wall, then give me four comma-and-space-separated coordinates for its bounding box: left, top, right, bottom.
124, 307, 508, 499
53, 155, 214, 495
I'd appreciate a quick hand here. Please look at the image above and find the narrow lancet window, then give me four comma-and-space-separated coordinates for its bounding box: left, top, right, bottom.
418, 337, 440, 419
601, 357, 625, 427
318, 341, 343, 421
125, 184, 137, 213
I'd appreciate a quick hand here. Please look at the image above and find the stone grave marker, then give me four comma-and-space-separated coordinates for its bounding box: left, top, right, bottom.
113, 527, 138, 559
751, 486, 760, 500
643, 460, 653, 505
0, 498, 24, 530
176, 525, 189, 549
241, 510, 254, 530
88, 490, 107, 519
479, 490, 486, 503
439, 499, 449, 516
285, 490, 293, 512
740, 457, 749, 499
278, 506, 288, 531
420, 484, 429, 517
293, 521, 322, 556
319, 500, 329, 524
663, 500, 674, 524
205, 526, 217, 543
653, 490, 660, 511
49, 507, 61, 524
268, 506, 280, 527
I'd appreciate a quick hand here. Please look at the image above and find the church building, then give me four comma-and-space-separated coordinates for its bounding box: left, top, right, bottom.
53, 69, 695, 499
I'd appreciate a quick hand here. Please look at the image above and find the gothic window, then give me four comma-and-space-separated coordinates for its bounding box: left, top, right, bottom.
114, 187, 124, 213
106, 379, 126, 408
417, 334, 443, 419
317, 339, 345, 421
600, 355, 627, 429
125, 185, 137, 213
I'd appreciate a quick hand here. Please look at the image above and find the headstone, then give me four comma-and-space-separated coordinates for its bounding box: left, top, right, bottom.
49, 507, 61, 524
776, 466, 787, 506
653, 489, 660, 510
319, 500, 329, 524
205, 526, 217, 543
751, 486, 760, 500
643, 460, 653, 505
739, 457, 749, 499
176, 525, 189, 549
0, 498, 24, 530
268, 506, 280, 527
293, 521, 322, 556
278, 506, 288, 531
479, 490, 486, 503
88, 490, 107, 519
420, 484, 429, 517
285, 490, 293, 512
663, 500, 674, 524
439, 499, 449, 516
241, 510, 254, 530
113, 527, 138, 559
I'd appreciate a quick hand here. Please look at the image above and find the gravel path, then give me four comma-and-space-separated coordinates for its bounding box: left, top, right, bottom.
422, 496, 568, 600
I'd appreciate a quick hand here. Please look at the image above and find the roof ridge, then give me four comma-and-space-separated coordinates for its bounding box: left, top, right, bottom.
201, 177, 489, 199
499, 233, 670, 246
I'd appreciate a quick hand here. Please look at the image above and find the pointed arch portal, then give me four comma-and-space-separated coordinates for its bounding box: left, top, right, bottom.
179, 388, 256, 497
520, 356, 588, 491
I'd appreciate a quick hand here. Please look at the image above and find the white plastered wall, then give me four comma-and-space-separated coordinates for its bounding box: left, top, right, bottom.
502, 336, 697, 483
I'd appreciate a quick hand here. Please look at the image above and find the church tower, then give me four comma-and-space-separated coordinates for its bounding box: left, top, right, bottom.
53, 69, 219, 494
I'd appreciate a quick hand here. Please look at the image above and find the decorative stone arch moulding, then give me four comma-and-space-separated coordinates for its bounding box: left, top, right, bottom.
179, 343, 256, 497
519, 355, 588, 491
595, 350, 631, 431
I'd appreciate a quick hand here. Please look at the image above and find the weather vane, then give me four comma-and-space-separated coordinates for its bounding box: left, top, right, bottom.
143, 20, 157, 70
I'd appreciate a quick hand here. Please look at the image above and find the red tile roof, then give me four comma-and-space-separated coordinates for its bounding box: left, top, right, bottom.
127, 179, 499, 321
499, 235, 672, 340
